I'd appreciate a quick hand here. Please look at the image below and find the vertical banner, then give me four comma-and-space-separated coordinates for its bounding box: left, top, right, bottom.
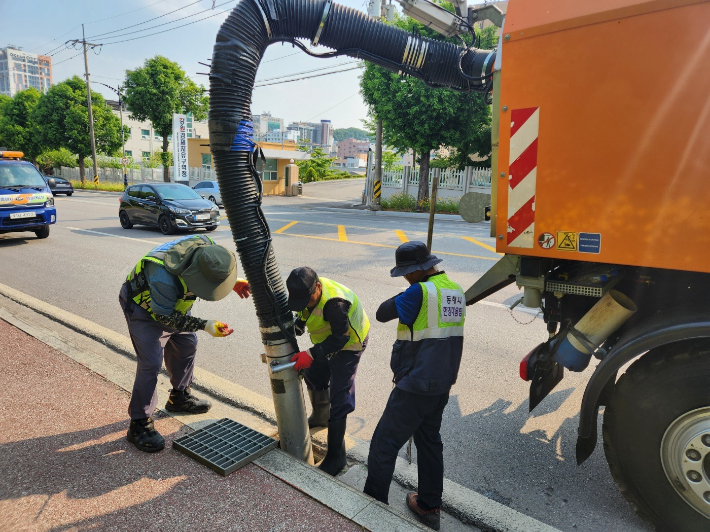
172, 113, 189, 182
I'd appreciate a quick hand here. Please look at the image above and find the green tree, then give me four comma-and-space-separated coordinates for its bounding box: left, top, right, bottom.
36, 148, 78, 173
382, 150, 400, 171
32, 76, 125, 182
333, 127, 370, 142
123, 56, 208, 182
0, 88, 42, 161
295, 147, 335, 180
360, 13, 495, 204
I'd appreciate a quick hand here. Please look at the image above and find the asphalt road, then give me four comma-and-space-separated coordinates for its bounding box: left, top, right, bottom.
0, 180, 651, 532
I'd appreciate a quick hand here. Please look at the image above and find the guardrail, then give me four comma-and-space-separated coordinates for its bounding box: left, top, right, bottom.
56, 166, 217, 185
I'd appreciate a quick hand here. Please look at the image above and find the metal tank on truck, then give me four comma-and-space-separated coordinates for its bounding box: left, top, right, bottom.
206, 0, 709, 530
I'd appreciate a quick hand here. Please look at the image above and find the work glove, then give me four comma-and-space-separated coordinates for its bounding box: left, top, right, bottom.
290, 350, 313, 371
205, 320, 234, 337
233, 279, 251, 299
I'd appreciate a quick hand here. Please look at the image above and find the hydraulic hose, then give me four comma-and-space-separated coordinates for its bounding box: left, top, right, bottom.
209, 0, 496, 348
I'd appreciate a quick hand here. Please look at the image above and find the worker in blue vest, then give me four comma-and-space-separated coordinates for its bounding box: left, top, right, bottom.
287, 266, 370, 476
363, 241, 465, 531
119, 234, 251, 453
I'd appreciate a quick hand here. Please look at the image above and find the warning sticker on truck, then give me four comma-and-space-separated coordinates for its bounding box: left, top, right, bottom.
556, 231, 577, 251
579, 232, 602, 253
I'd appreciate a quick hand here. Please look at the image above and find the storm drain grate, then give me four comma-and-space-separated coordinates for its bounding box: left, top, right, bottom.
173, 418, 278, 476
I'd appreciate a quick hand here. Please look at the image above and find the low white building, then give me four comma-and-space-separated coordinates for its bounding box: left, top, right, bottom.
106, 100, 209, 162
266, 129, 300, 143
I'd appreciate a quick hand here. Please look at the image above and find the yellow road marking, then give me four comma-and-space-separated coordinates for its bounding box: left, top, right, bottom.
338, 225, 348, 241
462, 236, 502, 255
275, 221, 298, 234
395, 230, 408, 243
275, 232, 498, 261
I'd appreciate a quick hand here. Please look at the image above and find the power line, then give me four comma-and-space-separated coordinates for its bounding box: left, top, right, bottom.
254, 66, 363, 87
86, 0, 205, 40
52, 51, 85, 66
256, 62, 357, 83
262, 51, 300, 64
307, 92, 361, 122
84, 0, 171, 25
100, 3, 234, 45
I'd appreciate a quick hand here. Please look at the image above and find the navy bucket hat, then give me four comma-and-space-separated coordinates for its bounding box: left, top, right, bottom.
390, 241, 442, 277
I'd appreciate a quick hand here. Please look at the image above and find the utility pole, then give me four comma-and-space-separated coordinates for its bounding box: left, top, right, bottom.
96, 82, 127, 189
373, 118, 383, 208
68, 26, 102, 186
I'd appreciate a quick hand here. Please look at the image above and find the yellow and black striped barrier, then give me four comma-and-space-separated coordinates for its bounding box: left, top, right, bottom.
93, 175, 99, 185
373, 180, 381, 200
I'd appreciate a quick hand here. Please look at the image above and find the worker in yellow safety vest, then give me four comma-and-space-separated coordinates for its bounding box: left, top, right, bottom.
363, 241, 465, 531
119, 234, 251, 453
286, 266, 370, 476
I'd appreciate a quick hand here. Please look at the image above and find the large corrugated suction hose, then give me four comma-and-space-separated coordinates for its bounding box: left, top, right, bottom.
209, 0, 496, 348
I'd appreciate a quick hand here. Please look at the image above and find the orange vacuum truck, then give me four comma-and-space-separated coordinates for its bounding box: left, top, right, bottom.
465, 0, 710, 530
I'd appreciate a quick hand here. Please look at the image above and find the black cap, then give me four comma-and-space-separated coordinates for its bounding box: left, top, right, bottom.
286, 267, 319, 311
390, 241, 443, 277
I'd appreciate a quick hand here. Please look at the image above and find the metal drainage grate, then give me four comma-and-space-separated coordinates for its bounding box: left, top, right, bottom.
173, 418, 278, 476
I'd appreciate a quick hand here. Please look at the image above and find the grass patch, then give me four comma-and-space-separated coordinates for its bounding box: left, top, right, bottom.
70, 180, 126, 192
380, 192, 460, 215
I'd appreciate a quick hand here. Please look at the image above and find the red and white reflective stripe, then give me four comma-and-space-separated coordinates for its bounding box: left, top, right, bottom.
507, 107, 539, 248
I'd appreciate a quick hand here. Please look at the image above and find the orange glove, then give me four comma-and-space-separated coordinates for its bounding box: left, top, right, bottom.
290, 350, 313, 371
233, 279, 251, 299
205, 320, 234, 337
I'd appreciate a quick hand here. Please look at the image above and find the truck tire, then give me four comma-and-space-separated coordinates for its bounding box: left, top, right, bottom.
603, 341, 710, 532
35, 225, 50, 239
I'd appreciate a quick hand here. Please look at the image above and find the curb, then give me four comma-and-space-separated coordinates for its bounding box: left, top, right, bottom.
0, 282, 558, 532
304, 205, 478, 223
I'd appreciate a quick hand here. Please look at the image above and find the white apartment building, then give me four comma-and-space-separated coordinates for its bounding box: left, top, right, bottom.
106, 100, 209, 162
266, 129, 300, 143
0, 46, 53, 97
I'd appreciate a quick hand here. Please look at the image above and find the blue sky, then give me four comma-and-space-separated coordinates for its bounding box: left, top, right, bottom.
3, 0, 381, 128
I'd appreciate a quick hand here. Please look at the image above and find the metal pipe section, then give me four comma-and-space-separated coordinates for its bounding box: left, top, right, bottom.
209, 0, 495, 463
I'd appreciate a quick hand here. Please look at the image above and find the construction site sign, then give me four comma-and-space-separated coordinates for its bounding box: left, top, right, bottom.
556, 231, 577, 251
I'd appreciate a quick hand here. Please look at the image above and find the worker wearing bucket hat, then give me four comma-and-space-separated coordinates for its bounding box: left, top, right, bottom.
119, 234, 251, 453
363, 241, 465, 531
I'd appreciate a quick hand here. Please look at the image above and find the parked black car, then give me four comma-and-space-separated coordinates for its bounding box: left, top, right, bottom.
119, 183, 220, 235
43, 175, 74, 196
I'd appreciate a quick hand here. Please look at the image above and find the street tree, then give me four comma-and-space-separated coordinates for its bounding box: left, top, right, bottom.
296, 147, 334, 180
382, 150, 400, 171
360, 14, 496, 204
32, 76, 124, 182
0, 88, 42, 161
123, 56, 208, 182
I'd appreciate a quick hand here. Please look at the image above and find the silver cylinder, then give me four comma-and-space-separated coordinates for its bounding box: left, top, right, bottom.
263, 333, 314, 465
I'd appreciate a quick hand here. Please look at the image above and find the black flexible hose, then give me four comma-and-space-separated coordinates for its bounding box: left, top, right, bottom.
209, 0, 496, 347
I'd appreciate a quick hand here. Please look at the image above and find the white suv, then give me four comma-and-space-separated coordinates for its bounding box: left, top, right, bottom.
192, 180, 222, 206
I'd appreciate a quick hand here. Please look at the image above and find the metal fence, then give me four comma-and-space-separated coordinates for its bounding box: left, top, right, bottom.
381, 166, 491, 199
56, 166, 217, 186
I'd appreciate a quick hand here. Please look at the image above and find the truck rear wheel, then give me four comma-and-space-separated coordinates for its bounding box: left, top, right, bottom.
35, 225, 50, 239
603, 341, 710, 531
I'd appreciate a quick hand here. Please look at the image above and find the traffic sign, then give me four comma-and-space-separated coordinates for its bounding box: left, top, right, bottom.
121, 157, 129, 166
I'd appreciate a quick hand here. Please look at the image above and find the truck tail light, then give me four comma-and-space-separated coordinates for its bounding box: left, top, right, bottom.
520, 346, 540, 381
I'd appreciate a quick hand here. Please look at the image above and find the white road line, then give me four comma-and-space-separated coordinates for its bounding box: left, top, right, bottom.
478, 299, 540, 316
64, 226, 158, 244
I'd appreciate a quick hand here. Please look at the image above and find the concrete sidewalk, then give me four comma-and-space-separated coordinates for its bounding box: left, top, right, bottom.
0, 317, 426, 531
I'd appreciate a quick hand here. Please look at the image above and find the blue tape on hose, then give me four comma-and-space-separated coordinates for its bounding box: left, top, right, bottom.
231, 120, 256, 152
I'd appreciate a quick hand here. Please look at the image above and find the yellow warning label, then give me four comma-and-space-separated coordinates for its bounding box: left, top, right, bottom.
556, 231, 577, 252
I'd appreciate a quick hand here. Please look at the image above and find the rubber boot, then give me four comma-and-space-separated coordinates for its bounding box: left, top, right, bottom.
318, 417, 347, 476
307, 388, 330, 428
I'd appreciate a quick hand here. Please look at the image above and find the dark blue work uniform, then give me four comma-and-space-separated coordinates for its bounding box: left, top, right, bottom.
364, 272, 464, 511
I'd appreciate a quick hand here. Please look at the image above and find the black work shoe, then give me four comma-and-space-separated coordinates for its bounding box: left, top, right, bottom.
127, 417, 165, 453
307, 388, 330, 428
406, 492, 441, 531
165, 387, 212, 414
318, 418, 347, 476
